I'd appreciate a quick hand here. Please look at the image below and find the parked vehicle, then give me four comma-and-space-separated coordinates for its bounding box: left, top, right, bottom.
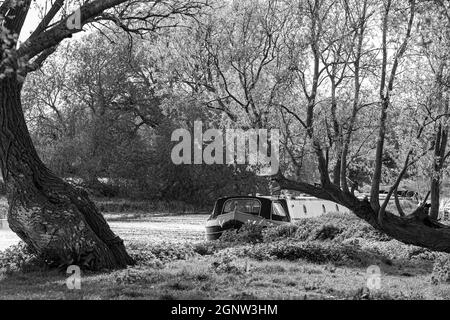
205, 195, 350, 240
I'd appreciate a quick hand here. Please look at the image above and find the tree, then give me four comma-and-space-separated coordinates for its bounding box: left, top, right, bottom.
415, 0, 450, 219
0, 0, 204, 270
268, 0, 450, 253
158, 0, 450, 253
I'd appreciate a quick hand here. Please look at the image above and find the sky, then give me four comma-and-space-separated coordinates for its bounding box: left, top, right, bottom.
19, 4, 85, 43
19, 6, 41, 42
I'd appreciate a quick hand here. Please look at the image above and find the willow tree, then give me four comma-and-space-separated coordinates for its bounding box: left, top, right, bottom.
268, 0, 450, 253
0, 0, 203, 270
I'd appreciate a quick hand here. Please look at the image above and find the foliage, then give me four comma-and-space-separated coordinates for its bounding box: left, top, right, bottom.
215, 240, 380, 267
128, 242, 198, 263
431, 255, 450, 285
219, 222, 266, 244
7, 0, 450, 257
21, 30, 269, 205
0, 242, 47, 273
262, 213, 392, 242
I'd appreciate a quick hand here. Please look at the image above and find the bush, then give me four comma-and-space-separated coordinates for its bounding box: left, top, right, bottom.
0, 242, 46, 273
127, 248, 164, 268
220, 240, 382, 267
431, 255, 450, 284
219, 221, 266, 244
356, 238, 438, 262
127, 242, 198, 264
315, 225, 342, 241
262, 224, 299, 241
262, 213, 391, 243
193, 241, 230, 256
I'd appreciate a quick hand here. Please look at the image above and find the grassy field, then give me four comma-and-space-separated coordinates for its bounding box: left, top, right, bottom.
1, 200, 450, 300
0, 254, 441, 300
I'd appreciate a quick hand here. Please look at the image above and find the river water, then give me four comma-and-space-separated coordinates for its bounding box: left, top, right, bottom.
0, 214, 209, 252
0, 220, 19, 251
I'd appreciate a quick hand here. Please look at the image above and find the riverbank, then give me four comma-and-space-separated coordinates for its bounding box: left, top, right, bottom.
2, 212, 450, 300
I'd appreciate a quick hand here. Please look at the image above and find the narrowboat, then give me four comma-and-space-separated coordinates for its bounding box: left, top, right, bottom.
205, 195, 350, 240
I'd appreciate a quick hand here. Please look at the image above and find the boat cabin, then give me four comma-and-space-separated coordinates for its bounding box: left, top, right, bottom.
205, 195, 350, 240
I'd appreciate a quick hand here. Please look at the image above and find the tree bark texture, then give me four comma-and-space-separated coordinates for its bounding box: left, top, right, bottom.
0, 76, 134, 270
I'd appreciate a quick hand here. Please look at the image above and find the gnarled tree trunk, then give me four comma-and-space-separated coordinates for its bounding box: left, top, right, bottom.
0, 76, 134, 270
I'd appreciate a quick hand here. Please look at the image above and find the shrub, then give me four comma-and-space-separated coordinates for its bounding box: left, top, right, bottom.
219, 221, 266, 244
193, 241, 229, 256
220, 240, 381, 267
357, 238, 437, 262
0, 242, 47, 273
315, 225, 342, 241
431, 255, 450, 284
128, 242, 198, 263
263, 213, 392, 243
293, 219, 327, 241
128, 248, 164, 268
151, 243, 198, 262
262, 224, 299, 241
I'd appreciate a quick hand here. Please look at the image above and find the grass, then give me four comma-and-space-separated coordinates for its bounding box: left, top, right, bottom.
0, 253, 440, 300
2, 201, 450, 300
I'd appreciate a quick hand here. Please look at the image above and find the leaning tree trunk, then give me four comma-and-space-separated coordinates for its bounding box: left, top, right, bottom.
0, 76, 134, 270
274, 174, 450, 254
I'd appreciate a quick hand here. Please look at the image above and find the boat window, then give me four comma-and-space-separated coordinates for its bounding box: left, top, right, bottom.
271, 202, 289, 222
222, 199, 261, 216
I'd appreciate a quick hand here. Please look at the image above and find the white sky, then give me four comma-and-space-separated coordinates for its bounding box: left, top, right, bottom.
19, 4, 86, 43
19, 7, 40, 42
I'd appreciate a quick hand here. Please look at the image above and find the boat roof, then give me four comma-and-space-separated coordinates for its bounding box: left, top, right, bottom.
215, 195, 326, 202
216, 195, 276, 202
